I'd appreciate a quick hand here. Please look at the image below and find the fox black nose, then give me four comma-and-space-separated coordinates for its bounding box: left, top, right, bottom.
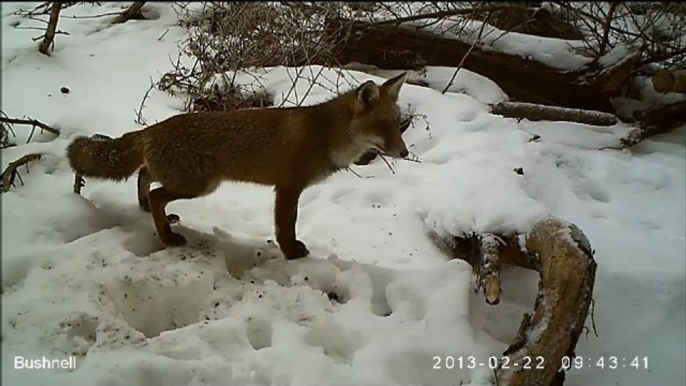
399, 149, 409, 158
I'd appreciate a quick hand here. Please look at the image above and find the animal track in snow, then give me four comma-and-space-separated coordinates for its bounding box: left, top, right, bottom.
245, 315, 273, 350
55, 312, 100, 360
101, 267, 214, 338
304, 319, 364, 364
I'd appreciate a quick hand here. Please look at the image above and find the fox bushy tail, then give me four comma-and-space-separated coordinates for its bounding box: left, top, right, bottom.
67, 131, 144, 181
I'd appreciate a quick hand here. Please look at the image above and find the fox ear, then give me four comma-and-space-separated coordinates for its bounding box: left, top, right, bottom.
380, 72, 409, 101
356, 80, 380, 106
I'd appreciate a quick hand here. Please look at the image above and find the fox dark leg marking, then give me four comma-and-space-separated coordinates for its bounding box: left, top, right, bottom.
275, 186, 309, 259
137, 166, 152, 212
148, 187, 193, 247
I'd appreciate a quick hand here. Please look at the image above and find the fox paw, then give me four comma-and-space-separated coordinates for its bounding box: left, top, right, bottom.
162, 232, 187, 247
167, 213, 180, 224
281, 240, 310, 260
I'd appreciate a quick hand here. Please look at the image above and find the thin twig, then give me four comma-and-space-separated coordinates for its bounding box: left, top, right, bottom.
590, 297, 599, 337
158, 28, 170, 41
63, 11, 122, 19
442, 14, 490, 94
371, 4, 529, 27
344, 166, 367, 179
31, 29, 70, 42
377, 153, 396, 174
0, 116, 60, 135
134, 77, 156, 125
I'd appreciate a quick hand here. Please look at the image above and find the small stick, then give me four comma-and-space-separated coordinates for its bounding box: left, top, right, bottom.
73, 173, 84, 195
134, 77, 156, 125
377, 153, 396, 174
479, 233, 503, 305
0, 116, 59, 135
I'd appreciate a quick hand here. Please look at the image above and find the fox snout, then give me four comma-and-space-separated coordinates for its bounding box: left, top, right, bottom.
387, 136, 409, 158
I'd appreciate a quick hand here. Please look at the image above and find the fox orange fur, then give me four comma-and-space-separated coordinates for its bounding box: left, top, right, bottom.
67, 73, 409, 259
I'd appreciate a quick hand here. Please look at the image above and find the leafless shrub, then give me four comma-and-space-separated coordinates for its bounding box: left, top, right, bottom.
160, 2, 363, 112
353, 2, 684, 75
552, 2, 686, 72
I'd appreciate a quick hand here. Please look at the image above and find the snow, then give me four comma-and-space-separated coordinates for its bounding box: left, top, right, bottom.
424, 19, 592, 71
598, 45, 631, 68
2, 2, 685, 386
373, 66, 508, 105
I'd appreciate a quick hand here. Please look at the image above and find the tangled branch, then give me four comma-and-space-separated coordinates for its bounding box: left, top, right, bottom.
2, 154, 43, 193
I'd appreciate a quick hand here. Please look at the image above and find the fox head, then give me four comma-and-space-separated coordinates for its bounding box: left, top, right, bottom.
349, 72, 409, 159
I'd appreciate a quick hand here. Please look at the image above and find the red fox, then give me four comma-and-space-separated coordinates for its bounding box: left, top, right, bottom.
67, 72, 409, 259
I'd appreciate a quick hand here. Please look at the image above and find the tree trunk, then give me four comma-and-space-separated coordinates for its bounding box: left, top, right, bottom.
113, 1, 147, 24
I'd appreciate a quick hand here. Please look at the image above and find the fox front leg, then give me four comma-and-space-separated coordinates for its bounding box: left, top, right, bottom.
274, 186, 309, 259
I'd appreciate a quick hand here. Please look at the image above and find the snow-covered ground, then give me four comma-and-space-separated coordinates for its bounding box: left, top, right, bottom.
2, 2, 684, 386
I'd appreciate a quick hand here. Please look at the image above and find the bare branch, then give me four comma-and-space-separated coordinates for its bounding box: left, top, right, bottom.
134, 77, 156, 125
0, 116, 60, 136
442, 13, 491, 94
2, 153, 43, 193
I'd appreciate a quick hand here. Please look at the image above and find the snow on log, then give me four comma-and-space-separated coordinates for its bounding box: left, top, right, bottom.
323, 19, 637, 113
447, 218, 597, 386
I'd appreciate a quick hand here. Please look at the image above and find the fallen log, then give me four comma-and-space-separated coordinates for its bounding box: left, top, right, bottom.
491, 102, 619, 126
323, 19, 636, 113
445, 218, 597, 386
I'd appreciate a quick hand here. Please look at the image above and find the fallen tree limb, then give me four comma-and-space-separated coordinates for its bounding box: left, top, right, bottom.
490, 102, 619, 126
2, 153, 43, 193
323, 19, 636, 113
445, 218, 597, 386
